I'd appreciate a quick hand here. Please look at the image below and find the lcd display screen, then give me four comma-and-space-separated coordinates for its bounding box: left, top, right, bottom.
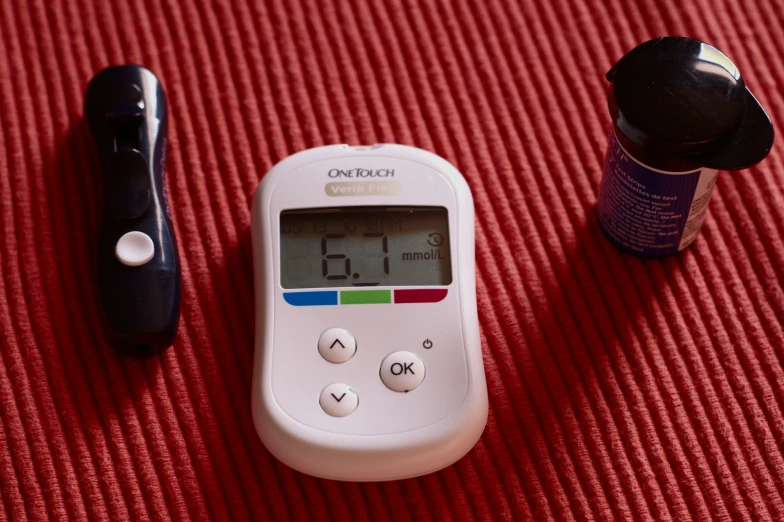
280, 207, 452, 289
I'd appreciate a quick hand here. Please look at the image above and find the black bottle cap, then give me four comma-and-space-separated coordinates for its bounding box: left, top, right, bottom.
606, 36, 774, 170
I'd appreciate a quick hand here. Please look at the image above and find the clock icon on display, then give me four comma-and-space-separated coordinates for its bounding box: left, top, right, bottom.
427, 233, 443, 247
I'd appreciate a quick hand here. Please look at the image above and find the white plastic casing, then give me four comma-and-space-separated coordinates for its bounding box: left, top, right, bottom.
251, 144, 488, 481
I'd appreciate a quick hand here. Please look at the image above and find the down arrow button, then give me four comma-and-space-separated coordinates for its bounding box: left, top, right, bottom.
320, 383, 358, 417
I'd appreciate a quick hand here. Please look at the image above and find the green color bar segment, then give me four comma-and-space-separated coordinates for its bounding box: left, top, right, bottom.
340, 290, 392, 305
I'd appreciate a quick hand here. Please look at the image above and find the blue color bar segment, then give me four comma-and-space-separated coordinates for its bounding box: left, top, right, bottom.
283, 291, 338, 306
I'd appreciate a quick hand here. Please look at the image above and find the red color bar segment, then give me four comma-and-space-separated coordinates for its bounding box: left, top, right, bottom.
394, 289, 448, 304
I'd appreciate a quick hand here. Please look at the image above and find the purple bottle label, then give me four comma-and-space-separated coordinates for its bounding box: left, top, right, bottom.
597, 130, 718, 257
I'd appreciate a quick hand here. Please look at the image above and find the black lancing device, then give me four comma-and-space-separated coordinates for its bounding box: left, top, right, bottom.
85, 65, 180, 356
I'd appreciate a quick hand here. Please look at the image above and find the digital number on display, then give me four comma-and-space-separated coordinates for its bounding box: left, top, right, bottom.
280, 207, 452, 289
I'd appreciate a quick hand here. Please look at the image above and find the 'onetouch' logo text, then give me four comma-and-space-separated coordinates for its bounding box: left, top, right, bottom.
328, 168, 395, 178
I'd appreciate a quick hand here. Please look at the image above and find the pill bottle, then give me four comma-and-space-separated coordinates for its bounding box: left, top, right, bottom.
597, 36, 774, 257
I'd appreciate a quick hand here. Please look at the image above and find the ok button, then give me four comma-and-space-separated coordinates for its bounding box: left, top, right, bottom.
380, 351, 425, 392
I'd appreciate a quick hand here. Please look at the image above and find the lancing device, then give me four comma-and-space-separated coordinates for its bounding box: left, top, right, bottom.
85, 65, 181, 356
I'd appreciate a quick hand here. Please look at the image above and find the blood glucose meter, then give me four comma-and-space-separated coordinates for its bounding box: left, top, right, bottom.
251, 144, 487, 481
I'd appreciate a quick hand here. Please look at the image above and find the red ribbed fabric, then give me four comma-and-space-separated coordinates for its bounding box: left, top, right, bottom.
1, 0, 783, 520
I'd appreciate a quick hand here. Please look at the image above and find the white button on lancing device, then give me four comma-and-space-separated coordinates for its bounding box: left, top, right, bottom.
319, 383, 358, 417
318, 328, 357, 363
380, 351, 425, 392
115, 231, 155, 266
251, 144, 488, 481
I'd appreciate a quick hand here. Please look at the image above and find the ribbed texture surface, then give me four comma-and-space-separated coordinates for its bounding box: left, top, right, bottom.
1, 0, 783, 520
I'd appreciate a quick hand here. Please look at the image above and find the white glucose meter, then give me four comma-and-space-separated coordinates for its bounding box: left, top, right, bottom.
251, 144, 488, 481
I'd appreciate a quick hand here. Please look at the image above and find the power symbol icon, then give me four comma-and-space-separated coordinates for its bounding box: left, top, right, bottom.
423, 339, 433, 349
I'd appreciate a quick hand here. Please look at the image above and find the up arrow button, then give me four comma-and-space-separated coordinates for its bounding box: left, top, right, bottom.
318, 328, 357, 364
